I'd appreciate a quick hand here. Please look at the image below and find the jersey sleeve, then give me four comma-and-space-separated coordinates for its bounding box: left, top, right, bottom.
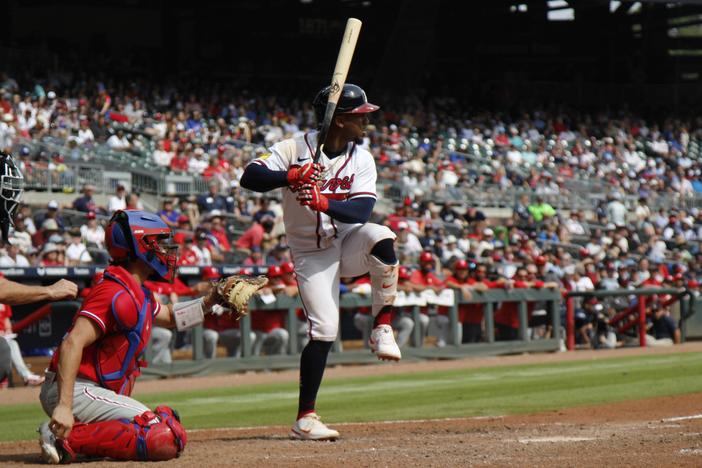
77, 282, 118, 334
348, 149, 377, 200
249, 139, 296, 172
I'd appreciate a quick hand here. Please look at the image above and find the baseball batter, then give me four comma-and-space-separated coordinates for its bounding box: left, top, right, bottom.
240, 83, 402, 440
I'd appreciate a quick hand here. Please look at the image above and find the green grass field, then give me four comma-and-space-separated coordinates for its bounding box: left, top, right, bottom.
2, 352, 701, 442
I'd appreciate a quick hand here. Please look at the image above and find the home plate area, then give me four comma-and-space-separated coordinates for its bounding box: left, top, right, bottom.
2, 393, 701, 467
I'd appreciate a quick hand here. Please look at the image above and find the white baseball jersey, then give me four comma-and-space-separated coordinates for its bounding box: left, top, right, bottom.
249, 131, 377, 250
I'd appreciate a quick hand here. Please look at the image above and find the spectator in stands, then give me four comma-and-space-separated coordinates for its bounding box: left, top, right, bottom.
606, 192, 627, 227
65, 228, 92, 266
197, 180, 228, 213
152, 139, 174, 168
9, 215, 31, 254
208, 211, 231, 252
158, 198, 180, 229
72, 184, 98, 213
126, 191, 144, 210
528, 196, 556, 224
242, 246, 265, 267
80, 211, 104, 248
106, 128, 131, 151
0, 238, 29, 267
409, 251, 445, 342
235, 215, 274, 254
646, 302, 680, 346
513, 194, 531, 226
34, 200, 65, 233
252, 197, 276, 224
1, 302, 44, 385
107, 184, 127, 214
38, 242, 63, 266
441, 235, 466, 266
394, 221, 423, 264
192, 230, 213, 265
76, 117, 94, 145
249, 266, 290, 356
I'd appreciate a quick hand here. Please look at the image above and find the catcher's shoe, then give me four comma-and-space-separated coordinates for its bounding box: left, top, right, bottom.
290, 413, 339, 441
38, 422, 60, 464
369, 324, 402, 361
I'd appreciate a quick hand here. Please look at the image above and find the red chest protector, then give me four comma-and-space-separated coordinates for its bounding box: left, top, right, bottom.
95, 267, 154, 396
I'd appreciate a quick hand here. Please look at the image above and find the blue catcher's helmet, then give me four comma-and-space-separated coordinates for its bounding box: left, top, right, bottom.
105, 210, 177, 282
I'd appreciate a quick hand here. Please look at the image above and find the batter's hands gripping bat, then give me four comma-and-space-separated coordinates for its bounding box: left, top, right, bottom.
313, 17, 362, 164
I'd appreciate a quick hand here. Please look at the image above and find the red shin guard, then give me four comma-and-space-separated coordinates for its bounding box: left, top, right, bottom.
62, 406, 187, 462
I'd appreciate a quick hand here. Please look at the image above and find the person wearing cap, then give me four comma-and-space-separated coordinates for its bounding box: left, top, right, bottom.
157, 198, 181, 229
197, 180, 228, 214
208, 211, 231, 252
172, 215, 193, 245
247, 265, 290, 356
39, 242, 64, 267
72, 184, 98, 213
192, 230, 213, 266
441, 234, 466, 266
407, 251, 447, 342
66, 228, 92, 266
80, 211, 105, 249
394, 220, 423, 264
442, 260, 495, 344
645, 302, 680, 347
252, 197, 276, 225
34, 200, 65, 235
107, 184, 127, 214
494, 267, 559, 341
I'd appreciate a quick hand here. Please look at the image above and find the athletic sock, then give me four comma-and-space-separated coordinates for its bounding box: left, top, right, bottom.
373, 305, 393, 327
297, 340, 333, 420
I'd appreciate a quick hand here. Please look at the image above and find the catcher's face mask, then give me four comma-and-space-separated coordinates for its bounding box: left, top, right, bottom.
0, 152, 24, 244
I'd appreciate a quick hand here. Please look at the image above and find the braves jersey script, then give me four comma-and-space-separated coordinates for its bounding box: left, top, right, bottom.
250, 131, 377, 250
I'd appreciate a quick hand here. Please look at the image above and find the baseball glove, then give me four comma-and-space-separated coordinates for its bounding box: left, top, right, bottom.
209, 275, 269, 316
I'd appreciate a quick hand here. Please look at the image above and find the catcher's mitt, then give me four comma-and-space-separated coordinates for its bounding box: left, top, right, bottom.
210, 275, 269, 316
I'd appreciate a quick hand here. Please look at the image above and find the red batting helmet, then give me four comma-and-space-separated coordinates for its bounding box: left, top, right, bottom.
419, 251, 434, 263
201, 266, 221, 280
398, 266, 411, 280
267, 265, 283, 278
454, 259, 469, 270
281, 261, 295, 274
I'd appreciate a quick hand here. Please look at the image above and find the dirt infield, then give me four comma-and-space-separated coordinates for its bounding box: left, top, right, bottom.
2, 344, 701, 466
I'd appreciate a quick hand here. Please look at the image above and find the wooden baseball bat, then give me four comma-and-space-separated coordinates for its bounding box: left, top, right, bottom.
313, 17, 362, 163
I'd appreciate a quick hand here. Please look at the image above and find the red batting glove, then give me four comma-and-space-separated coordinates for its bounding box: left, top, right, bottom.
287, 162, 323, 188
296, 183, 329, 212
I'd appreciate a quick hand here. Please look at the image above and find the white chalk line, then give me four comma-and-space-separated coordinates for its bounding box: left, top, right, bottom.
188, 415, 505, 434
663, 414, 702, 422
518, 436, 598, 444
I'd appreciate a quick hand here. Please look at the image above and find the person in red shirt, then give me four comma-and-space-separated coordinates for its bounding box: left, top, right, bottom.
234, 216, 274, 253
249, 265, 289, 355
37, 210, 227, 464
0, 301, 45, 385
208, 212, 231, 252
169, 151, 189, 173
172, 215, 193, 246
441, 260, 499, 344
409, 251, 446, 342
494, 267, 559, 341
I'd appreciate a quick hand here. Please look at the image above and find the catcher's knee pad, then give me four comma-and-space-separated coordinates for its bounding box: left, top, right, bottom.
63, 406, 186, 462
367, 254, 399, 316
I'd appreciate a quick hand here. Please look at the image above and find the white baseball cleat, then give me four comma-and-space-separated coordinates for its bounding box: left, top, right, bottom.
38, 422, 60, 464
369, 324, 402, 361
290, 413, 340, 441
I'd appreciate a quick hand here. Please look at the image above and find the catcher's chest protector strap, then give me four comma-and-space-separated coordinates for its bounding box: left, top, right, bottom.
62, 406, 187, 461
173, 297, 205, 331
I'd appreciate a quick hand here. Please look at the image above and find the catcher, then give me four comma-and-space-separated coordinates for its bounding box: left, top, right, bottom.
38, 209, 266, 464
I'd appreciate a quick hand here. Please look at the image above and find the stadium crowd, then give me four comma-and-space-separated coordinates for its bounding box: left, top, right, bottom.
0, 68, 698, 380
